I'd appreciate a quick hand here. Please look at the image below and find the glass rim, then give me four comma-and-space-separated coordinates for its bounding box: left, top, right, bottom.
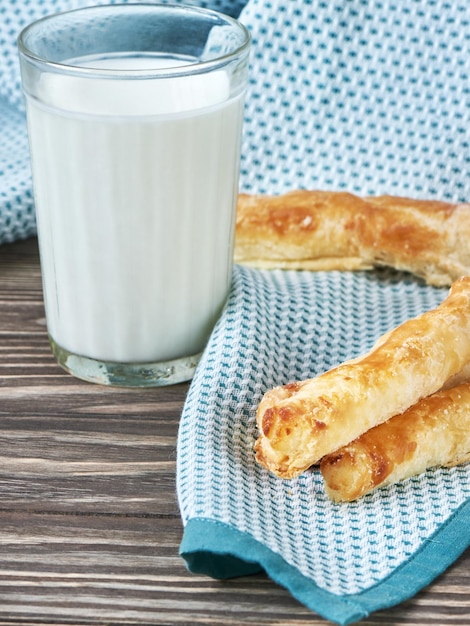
17, 2, 251, 79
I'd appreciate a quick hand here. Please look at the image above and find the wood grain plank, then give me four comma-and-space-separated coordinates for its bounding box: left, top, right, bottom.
0, 509, 466, 625
0, 384, 185, 515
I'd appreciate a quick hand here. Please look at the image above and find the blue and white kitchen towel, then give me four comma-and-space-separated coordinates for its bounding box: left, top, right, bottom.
177, 265, 470, 624
2, 1, 470, 622
175, 5, 470, 619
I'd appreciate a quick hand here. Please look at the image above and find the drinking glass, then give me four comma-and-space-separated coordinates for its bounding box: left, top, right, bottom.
18, 4, 250, 386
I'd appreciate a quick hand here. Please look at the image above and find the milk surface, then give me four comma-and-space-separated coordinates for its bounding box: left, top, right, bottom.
26, 54, 244, 363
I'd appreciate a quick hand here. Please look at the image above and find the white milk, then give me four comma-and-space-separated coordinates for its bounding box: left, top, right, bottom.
26, 54, 244, 363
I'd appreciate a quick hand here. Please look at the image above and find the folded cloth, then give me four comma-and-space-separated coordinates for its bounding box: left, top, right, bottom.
177, 265, 470, 625
239, 0, 470, 201
0, 101, 35, 244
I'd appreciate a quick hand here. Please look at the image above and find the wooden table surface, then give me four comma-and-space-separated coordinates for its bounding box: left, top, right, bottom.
0, 236, 469, 626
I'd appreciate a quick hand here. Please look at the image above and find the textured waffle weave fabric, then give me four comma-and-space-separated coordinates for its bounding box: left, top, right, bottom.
239, 0, 470, 200
177, 266, 470, 624
176, 5, 470, 622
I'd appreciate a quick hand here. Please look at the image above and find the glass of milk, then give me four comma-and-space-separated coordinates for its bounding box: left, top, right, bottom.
18, 4, 250, 386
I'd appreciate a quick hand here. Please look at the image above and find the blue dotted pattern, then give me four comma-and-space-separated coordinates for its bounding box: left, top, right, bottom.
0, 104, 35, 243
177, 266, 470, 596
239, 0, 470, 201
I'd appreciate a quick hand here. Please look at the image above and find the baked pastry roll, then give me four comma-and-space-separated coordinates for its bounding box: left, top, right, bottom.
255, 276, 470, 479
235, 190, 470, 286
320, 381, 470, 502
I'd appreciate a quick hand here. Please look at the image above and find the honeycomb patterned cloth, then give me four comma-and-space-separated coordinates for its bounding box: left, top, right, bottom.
239, 0, 470, 201
176, 8, 470, 619
177, 265, 470, 624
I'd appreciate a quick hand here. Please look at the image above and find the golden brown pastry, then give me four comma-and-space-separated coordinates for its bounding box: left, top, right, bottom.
320, 382, 470, 502
254, 277, 470, 479
235, 190, 470, 286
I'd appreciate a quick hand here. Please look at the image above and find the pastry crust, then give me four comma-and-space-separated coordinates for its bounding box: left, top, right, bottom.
254, 277, 470, 479
235, 190, 470, 286
320, 382, 470, 502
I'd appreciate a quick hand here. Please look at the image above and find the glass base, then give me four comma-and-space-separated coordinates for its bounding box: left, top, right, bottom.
50, 336, 201, 387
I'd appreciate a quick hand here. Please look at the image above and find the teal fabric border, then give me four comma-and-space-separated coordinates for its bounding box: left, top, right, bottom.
180, 499, 470, 625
